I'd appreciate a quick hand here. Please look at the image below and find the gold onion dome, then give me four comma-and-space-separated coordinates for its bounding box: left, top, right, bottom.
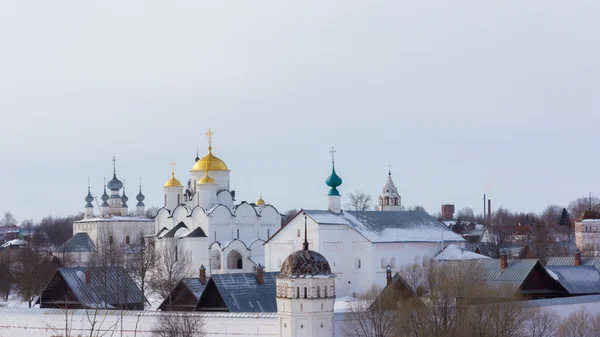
256, 196, 265, 206
164, 160, 182, 187
198, 169, 215, 185
191, 128, 229, 172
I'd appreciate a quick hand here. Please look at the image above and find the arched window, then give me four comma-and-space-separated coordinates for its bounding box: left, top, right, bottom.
381, 258, 387, 269
395, 197, 399, 206
414, 255, 421, 265
297, 229, 301, 237
379, 196, 383, 206
177, 194, 180, 205
140, 237, 145, 245
164, 194, 167, 207
227, 250, 243, 269
357, 259, 361, 269
297, 287, 300, 299
390, 257, 397, 268
304, 287, 308, 299
324, 285, 328, 297
237, 229, 240, 239
317, 285, 321, 298
385, 197, 390, 206
125, 236, 130, 244
109, 236, 113, 245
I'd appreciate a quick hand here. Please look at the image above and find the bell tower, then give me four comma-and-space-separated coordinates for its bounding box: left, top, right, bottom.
378, 167, 401, 211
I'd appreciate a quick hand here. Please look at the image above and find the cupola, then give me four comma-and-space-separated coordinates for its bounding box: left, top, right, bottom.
191, 128, 229, 172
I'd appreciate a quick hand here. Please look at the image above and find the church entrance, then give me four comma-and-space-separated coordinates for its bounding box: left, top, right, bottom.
227, 250, 243, 270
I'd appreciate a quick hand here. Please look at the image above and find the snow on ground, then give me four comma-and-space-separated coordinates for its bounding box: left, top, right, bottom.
0, 289, 33, 309
433, 244, 489, 261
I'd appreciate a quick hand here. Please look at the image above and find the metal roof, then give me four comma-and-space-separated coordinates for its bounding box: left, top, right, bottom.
545, 265, 600, 294
210, 272, 278, 312
182, 278, 207, 300
180, 227, 207, 238
58, 232, 95, 253
547, 257, 600, 271
463, 259, 540, 293
525, 294, 600, 308
56, 267, 145, 308
304, 210, 464, 243
475, 242, 523, 259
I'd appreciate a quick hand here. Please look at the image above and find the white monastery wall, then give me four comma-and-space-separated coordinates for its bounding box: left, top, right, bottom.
73, 220, 153, 246
0, 309, 346, 337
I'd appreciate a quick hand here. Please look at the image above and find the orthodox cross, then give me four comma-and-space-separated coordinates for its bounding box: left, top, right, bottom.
170, 160, 176, 176
329, 146, 336, 164
388, 165, 391, 176
206, 128, 214, 149
112, 155, 116, 173
590, 192, 593, 210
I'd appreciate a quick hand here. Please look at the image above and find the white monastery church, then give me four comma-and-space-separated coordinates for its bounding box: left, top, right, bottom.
154, 128, 282, 276
265, 149, 464, 297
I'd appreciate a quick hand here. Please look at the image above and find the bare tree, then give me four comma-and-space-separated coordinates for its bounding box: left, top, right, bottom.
150, 241, 191, 310
540, 205, 563, 227
457, 207, 476, 222
0, 252, 11, 301
527, 221, 556, 264
408, 205, 427, 213
151, 313, 205, 337
126, 231, 156, 309
526, 308, 560, 337
557, 306, 600, 337
145, 206, 160, 219
343, 286, 398, 337
345, 190, 373, 211
89, 227, 123, 268
568, 195, 600, 220
0, 211, 18, 227
281, 209, 298, 226
38, 215, 79, 247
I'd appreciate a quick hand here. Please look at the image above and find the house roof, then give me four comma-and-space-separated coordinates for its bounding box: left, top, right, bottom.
433, 244, 490, 261
57, 232, 95, 253
475, 242, 523, 259
465, 259, 542, 293
201, 272, 278, 312
48, 267, 145, 308
182, 278, 207, 299
544, 265, 600, 295
303, 210, 464, 243
524, 241, 578, 256
547, 257, 600, 271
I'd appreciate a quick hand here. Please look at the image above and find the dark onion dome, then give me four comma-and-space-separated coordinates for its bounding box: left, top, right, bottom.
107, 173, 123, 190
121, 189, 129, 205
278, 249, 333, 278
85, 188, 94, 204
136, 186, 145, 202
101, 187, 110, 202
581, 209, 600, 220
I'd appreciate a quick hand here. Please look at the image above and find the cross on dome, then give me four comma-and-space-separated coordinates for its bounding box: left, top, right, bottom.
206, 127, 214, 150
170, 160, 176, 175
329, 146, 336, 164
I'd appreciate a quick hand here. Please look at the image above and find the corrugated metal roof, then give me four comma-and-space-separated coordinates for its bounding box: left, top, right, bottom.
475, 243, 523, 259
0, 307, 278, 318
464, 259, 539, 293
182, 278, 207, 300
547, 257, 600, 271
211, 272, 278, 313
58, 232, 95, 253
57, 267, 145, 308
525, 294, 600, 308
545, 265, 600, 294
304, 210, 464, 243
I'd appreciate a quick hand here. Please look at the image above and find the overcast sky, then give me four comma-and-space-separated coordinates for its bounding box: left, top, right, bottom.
0, 1, 598, 222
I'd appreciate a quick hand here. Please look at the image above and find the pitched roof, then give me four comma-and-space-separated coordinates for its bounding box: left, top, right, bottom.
464, 259, 541, 293
475, 242, 523, 259
53, 267, 145, 308
162, 222, 188, 238
182, 278, 207, 300
544, 265, 600, 295
180, 227, 207, 238
304, 210, 464, 243
547, 256, 600, 271
57, 232, 95, 253
200, 272, 278, 312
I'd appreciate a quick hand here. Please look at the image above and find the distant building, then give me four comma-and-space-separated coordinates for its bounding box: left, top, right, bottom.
575, 209, 600, 255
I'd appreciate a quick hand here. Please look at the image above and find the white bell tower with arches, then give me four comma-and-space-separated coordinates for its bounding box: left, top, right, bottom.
378, 167, 402, 211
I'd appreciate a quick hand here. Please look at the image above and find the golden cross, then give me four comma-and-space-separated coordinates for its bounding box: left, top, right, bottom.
170, 160, 176, 175
206, 128, 214, 148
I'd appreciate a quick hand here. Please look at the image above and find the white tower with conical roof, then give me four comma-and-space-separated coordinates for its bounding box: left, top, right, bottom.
378, 168, 401, 211
276, 214, 336, 337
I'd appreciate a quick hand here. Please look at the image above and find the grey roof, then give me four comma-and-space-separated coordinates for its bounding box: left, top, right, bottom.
180, 227, 207, 238
475, 242, 523, 259
53, 267, 145, 308
525, 294, 600, 308
525, 241, 578, 256
278, 250, 333, 278
163, 222, 188, 238
182, 278, 207, 300
57, 232, 95, 253
548, 256, 600, 273
209, 272, 278, 312
544, 265, 600, 294
304, 210, 464, 243
447, 259, 541, 293
464, 242, 478, 252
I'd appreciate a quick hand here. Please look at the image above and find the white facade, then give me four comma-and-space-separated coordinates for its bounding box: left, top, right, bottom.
575, 219, 600, 254
73, 217, 154, 248
377, 171, 401, 211
155, 133, 281, 278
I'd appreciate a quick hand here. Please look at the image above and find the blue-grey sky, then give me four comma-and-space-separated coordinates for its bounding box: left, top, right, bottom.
0, 1, 598, 221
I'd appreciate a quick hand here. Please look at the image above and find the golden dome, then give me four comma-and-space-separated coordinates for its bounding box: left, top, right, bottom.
164, 160, 183, 187
191, 150, 229, 172
164, 174, 182, 188
197, 168, 216, 185
256, 196, 265, 206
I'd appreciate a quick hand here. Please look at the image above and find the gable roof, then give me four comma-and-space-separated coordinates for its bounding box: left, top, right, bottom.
196, 272, 277, 312
180, 227, 207, 238
57, 232, 95, 253
466, 259, 546, 294
547, 256, 600, 271
544, 265, 600, 295
162, 222, 188, 238
303, 210, 464, 243
157, 277, 208, 311
46, 267, 145, 308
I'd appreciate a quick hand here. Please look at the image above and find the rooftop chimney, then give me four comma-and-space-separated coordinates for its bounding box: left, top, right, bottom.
575, 251, 582, 266
500, 254, 508, 270
256, 264, 264, 285
488, 199, 492, 226
85, 270, 91, 284
199, 265, 206, 285
386, 264, 392, 286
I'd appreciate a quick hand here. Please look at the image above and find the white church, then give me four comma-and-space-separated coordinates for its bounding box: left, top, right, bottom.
154, 128, 281, 276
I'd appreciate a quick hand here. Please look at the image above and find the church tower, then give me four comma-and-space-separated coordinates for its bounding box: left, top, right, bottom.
136, 182, 146, 217
276, 214, 336, 337
196, 167, 218, 209
326, 147, 343, 214
107, 156, 124, 216
378, 168, 401, 211
163, 160, 183, 210
84, 182, 94, 218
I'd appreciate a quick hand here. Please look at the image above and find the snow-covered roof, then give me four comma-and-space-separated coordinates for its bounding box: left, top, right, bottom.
75, 216, 152, 223
57, 233, 95, 253
544, 265, 600, 295
304, 210, 464, 243
433, 244, 490, 261
0, 239, 26, 248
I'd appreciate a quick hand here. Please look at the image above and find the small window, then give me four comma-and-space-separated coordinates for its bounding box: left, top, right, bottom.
381, 258, 387, 269
267, 229, 270, 239
237, 229, 240, 239
390, 257, 396, 268
317, 285, 321, 298
304, 287, 308, 298
357, 259, 361, 269
300, 304, 303, 313
297, 229, 301, 237
109, 236, 113, 245
324, 285, 328, 297
140, 237, 145, 245
297, 287, 300, 299
125, 236, 130, 244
